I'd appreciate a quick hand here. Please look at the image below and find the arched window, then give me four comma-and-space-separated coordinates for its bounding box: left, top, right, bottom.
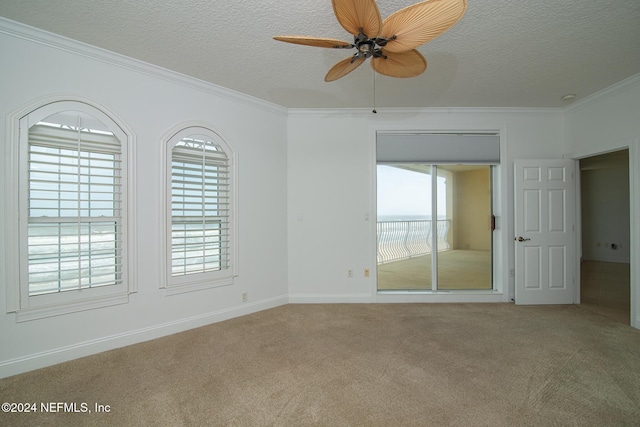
162, 125, 236, 294
6, 98, 136, 320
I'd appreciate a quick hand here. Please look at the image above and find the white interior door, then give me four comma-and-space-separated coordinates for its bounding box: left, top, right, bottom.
514, 159, 575, 304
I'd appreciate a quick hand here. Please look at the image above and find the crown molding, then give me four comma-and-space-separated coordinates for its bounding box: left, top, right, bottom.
0, 17, 288, 117
563, 73, 640, 114
286, 106, 564, 118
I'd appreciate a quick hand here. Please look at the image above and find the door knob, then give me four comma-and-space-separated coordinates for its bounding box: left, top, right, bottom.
516, 236, 531, 242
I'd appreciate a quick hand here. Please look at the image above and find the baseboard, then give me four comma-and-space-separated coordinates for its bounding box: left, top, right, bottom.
375, 291, 506, 304
0, 295, 288, 379
288, 292, 506, 304
288, 294, 375, 304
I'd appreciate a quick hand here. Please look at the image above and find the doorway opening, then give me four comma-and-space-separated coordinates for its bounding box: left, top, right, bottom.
579, 149, 630, 324
376, 164, 494, 291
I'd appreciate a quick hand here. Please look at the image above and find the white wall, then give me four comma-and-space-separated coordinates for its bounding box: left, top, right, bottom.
287, 109, 565, 303
564, 75, 640, 158
287, 113, 375, 301
0, 21, 289, 377
564, 74, 640, 329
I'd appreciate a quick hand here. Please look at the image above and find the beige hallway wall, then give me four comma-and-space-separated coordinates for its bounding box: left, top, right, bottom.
453, 168, 491, 250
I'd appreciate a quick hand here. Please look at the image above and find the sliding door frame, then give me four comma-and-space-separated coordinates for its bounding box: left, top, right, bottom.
370, 127, 509, 304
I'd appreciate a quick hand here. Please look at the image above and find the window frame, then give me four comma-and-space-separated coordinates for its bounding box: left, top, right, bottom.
4, 97, 137, 321
160, 123, 237, 295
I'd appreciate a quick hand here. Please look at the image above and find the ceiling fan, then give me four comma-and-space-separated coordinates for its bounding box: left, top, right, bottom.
273, 0, 467, 82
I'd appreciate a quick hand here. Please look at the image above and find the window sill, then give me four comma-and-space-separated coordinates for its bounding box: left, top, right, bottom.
15, 293, 130, 322
163, 276, 234, 296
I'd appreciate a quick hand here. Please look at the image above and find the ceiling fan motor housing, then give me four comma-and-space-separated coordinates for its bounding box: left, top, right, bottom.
354, 30, 390, 60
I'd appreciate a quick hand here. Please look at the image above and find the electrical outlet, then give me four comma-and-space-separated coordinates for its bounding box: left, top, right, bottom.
242, 292, 248, 302
347, 270, 353, 278
364, 268, 370, 278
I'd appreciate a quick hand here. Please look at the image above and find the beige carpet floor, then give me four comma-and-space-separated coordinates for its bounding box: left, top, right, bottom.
1, 303, 640, 426
377, 250, 491, 290
580, 260, 630, 324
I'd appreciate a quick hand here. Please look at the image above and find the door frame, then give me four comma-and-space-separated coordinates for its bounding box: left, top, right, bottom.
573, 138, 639, 329
370, 126, 510, 304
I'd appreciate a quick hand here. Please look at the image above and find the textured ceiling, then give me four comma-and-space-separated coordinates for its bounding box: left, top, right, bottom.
1, 0, 639, 109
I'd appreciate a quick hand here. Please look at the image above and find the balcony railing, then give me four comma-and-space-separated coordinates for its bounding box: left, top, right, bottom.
377, 219, 451, 264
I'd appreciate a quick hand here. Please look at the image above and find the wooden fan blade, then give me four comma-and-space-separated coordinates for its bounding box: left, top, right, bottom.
332, 0, 382, 37
273, 36, 353, 48
380, 0, 467, 53
325, 56, 366, 82
371, 49, 427, 78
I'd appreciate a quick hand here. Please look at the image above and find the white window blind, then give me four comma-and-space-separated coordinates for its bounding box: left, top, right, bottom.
171, 135, 230, 277
377, 133, 500, 164
27, 122, 123, 296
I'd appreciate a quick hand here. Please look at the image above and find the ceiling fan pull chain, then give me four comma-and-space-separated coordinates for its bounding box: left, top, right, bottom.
372, 69, 377, 114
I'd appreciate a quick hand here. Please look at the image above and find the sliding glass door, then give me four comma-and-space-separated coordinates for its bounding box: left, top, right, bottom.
376, 164, 493, 291
436, 165, 493, 290
376, 165, 435, 290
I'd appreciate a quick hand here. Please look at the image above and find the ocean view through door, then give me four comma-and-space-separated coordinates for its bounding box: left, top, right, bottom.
377, 164, 493, 291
